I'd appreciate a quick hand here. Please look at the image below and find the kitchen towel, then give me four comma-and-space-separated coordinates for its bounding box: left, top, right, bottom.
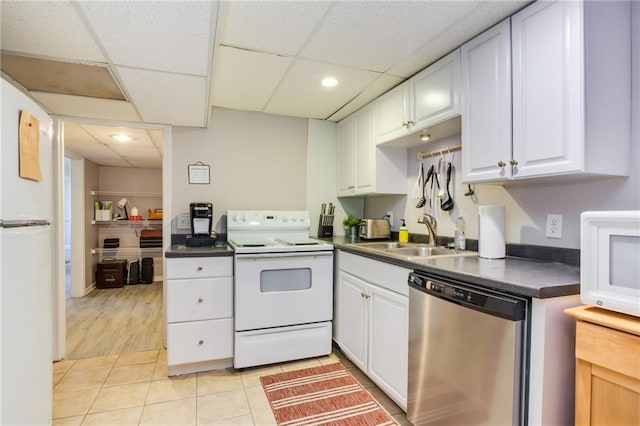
478, 205, 505, 259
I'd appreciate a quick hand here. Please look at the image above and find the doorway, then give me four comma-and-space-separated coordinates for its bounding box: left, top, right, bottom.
53, 117, 172, 360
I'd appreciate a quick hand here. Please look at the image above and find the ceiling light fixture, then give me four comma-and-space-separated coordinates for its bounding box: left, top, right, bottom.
321, 76, 338, 88
110, 134, 132, 142
420, 133, 431, 142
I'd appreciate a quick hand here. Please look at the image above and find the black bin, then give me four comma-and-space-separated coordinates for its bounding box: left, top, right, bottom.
127, 259, 140, 284
141, 257, 154, 284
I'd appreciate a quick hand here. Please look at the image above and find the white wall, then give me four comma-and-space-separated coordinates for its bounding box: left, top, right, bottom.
171, 108, 308, 233
366, 4, 639, 249
99, 166, 162, 194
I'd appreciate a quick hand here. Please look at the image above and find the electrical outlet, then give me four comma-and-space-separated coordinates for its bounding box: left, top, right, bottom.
545, 214, 563, 239
386, 211, 394, 228
177, 214, 191, 230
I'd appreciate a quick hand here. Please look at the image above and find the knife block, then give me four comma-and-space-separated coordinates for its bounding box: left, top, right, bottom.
317, 214, 334, 237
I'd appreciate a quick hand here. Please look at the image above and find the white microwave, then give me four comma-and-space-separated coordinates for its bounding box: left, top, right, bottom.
581, 211, 640, 317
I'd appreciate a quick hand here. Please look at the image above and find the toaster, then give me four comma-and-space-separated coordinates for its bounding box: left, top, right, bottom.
359, 218, 391, 240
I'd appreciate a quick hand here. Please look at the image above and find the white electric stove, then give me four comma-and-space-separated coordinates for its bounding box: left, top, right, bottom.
227, 210, 334, 368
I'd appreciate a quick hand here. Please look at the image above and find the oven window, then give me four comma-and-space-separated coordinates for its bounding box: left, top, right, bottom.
260, 268, 311, 292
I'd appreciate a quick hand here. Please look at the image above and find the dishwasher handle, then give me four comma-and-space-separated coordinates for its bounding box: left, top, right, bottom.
408, 272, 526, 321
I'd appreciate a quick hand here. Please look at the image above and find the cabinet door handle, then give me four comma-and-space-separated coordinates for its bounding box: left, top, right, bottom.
361, 292, 366, 298
497, 161, 506, 169
198, 340, 204, 345
509, 159, 519, 166
197, 266, 203, 271
198, 297, 204, 303
406, 120, 414, 127
401, 120, 407, 127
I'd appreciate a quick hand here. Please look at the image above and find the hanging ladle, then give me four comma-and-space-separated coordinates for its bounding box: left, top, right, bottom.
441, 162, 454, 211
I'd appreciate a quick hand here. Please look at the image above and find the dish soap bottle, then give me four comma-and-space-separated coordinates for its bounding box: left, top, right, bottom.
455, 216, 466, 250
399, 219, 409, 243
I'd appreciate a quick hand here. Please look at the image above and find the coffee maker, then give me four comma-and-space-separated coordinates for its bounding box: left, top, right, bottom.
186, 202, 217, 247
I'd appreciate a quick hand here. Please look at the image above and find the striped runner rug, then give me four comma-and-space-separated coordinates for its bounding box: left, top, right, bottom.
260, 363, 398, 426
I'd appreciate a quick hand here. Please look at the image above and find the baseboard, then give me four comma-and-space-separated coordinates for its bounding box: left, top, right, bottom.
85, 282, 96, 296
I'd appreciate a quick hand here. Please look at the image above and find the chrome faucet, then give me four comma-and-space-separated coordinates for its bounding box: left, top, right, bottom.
418, 214, 438, 246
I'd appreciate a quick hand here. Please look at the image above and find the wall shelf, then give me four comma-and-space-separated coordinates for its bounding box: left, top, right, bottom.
91, 247, 163, 257
92, 220, 163, 226
91, 191, 161, 198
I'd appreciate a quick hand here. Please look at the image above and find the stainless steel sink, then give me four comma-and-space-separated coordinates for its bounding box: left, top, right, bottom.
347, 241, 475, 259
355, 241, 402, 250
387, 246, 457, 257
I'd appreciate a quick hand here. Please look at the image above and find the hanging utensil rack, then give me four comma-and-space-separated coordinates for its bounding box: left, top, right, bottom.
417, 144, 461, 159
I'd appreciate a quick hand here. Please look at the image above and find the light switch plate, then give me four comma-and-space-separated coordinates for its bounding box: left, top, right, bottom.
177, 214, 190, 230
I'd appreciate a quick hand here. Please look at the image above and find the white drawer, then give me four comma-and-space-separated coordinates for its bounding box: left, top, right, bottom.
165, 257, 232, 279
166, 277, 232, 322
167, 318, 233, 366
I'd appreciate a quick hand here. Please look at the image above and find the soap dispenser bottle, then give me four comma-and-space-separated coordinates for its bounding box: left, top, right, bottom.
399, 219, 409, 243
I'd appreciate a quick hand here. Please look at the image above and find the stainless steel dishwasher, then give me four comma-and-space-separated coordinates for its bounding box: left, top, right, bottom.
407, 271, 528, 426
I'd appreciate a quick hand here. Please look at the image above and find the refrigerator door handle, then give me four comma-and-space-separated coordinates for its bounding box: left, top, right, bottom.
1, 220, 51, 228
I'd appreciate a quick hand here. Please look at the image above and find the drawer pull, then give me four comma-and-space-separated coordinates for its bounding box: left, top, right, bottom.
198, 340, 204, 345
198, 297, 204, 303
197, 266, 203, 271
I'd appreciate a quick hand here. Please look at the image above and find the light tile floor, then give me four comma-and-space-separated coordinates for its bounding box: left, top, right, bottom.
53, 348, 411, 425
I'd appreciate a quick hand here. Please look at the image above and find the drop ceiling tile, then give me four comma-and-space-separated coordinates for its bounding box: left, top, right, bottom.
109, 145, 160, 160
127, 158, 163, 169
30, 92, 141, 122
147, 129, 164, 148
116, 67, 208, 127
77, 1, 215, 75
94, 158, 132, 168
0, 1, 105, 62
211, 46, 293, 112
64, 138, 121, 162
264, 59, 380, 119
80, 124, 154, 147
301, 1, 476, 73
1, 54, 124, 99
328, 73, 405, 122
387, 1, 530, 77
219, 1, 331, 55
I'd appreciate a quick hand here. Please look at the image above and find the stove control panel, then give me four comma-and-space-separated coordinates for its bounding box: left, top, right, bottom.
227, 210, 310, 230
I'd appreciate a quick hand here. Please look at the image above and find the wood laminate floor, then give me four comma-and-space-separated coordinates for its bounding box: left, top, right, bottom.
65, 282, 163, 359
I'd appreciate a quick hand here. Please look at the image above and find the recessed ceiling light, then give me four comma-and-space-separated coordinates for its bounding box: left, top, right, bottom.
420, 133, 431, 142
321, 76, 338, 88
110, 134, 133, 142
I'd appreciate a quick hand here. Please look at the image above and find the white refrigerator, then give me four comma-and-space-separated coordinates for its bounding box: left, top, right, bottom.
1, 77, 54, 424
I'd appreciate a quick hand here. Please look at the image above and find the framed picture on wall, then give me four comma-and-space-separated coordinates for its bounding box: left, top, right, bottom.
188, 161, 210, 184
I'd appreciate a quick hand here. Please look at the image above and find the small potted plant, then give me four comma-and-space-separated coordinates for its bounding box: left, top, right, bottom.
342, 214, 361, 237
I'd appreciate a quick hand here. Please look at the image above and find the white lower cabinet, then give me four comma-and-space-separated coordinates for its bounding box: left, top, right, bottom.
165, 256, 233, 375
335, 250, 410, 410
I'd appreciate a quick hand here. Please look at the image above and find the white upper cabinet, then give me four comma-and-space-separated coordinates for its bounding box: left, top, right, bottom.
337, 104, 406, 197
462, 0, 631, 183
376, 49, 461, 145
461, 19, 512, 182
410, 49, 461, 133
375, 83, 410, 143
336, 115, 355, 196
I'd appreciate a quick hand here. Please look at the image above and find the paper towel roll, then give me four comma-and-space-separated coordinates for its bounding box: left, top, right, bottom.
478, 205, 505, 259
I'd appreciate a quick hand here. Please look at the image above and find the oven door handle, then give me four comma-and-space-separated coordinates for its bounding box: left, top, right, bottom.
235, 252, 333, 260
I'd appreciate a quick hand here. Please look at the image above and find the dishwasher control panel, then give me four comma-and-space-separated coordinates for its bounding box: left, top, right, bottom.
408, 271, 526, 321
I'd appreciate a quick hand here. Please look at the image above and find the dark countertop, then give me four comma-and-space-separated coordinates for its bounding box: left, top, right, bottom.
329, 237, 580, 299
165, 243, 233, 258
